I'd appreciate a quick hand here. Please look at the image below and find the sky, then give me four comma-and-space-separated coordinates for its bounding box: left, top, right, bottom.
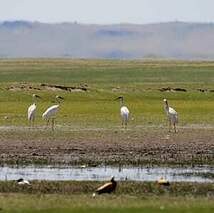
0, 0, 214, 24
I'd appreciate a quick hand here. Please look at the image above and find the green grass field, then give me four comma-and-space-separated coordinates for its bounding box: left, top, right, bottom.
0, 194, 213, 213
0, 59, 213, 127
0, 181, 213, 213
0, 59, 213, 212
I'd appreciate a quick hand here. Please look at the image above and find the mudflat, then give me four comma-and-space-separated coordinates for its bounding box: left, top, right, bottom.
0, 126, 213, 166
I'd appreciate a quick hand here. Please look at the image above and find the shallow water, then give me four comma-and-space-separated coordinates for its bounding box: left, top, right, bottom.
0, 165, 213, 183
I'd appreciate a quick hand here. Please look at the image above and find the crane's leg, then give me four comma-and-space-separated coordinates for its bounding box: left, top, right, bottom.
168, 120, 171, 132
121, 118, 124, 128
173, 123, 177, 133
46, 119, 50, 128
124, 118, 128, 129
51, 118, 55, 131
29, 119, 34, 129
29, 120, 32, 128
32, 117, 35, 128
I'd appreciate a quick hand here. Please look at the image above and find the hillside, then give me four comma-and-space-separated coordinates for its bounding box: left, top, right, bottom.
0, 21, 214, 59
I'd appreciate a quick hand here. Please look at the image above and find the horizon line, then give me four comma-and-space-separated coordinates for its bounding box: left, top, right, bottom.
1, 19, 214, 26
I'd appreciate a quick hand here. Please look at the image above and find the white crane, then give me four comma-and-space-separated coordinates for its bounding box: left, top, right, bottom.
42, 95, 64, 130
27, 94, 41, 127
115, 96, 130, 128
163, 98, 178, 133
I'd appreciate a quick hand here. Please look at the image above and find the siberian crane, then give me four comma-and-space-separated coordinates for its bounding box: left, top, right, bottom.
42, 95, 64, 130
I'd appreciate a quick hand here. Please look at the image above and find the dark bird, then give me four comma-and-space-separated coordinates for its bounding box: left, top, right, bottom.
95, 176, 117, 195
17, 178, 31, 185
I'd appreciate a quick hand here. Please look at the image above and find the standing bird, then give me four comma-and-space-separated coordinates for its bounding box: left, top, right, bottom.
27, 94, 41, 127
42, 95, 64, 130
115, 96, 130, 128
94, 176, 117, 196
163, 99, 178, 133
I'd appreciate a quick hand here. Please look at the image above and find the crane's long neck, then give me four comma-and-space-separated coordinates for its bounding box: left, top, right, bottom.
164, 101, 169, 113
120, 98, 124, 107
55, 98, 61, 104
32, 96, 36, 104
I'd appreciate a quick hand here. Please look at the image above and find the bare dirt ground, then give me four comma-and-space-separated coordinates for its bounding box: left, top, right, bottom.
0, 126, 213, 166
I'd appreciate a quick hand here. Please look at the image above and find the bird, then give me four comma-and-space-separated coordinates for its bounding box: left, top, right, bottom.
27, 94, 41, 127
163, 98, 178, 133
115, 96, 130, 128
17, 178, 31, 185
42, 95, 64, 130
157, 177, 170, 186
94, 176, 117, 195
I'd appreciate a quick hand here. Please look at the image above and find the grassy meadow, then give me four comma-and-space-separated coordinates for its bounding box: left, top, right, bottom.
0, 181, 213, 213
0, 59, 213, 128
0, 194, 213, 213
0, 59, 213, 212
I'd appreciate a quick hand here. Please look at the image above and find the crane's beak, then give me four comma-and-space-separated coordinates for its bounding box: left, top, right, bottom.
114, 96, 122, 101
57, 96, 64, 100
35, 95, 41, 99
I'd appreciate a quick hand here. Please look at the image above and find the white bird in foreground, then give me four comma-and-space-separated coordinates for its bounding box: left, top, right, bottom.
27, 94, 41, 127
163, 98, 178, 133
42, 95, 64, 130
115, 96, 130, 128
17, 178, 31, 185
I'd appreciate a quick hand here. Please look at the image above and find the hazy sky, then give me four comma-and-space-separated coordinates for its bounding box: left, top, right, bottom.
0, 0, 213, 24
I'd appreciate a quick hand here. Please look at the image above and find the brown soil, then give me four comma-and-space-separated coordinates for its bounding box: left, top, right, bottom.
0, 127, 213, 166
5, 83, 88, 92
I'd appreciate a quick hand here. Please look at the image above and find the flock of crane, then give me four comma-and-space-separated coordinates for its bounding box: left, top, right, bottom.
28, 94, 64, 130
28, 94, 178, 132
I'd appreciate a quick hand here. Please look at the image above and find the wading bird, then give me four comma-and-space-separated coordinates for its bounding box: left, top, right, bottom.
163, 98, 178, 133
27, 94, 41, 127
42, 95, 64, 130
115, 96, 130, 128
17, 178, 31, 185
93, 176, 117, 197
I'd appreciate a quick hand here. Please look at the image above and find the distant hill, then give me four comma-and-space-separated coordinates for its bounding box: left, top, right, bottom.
1, 21, 214, 59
